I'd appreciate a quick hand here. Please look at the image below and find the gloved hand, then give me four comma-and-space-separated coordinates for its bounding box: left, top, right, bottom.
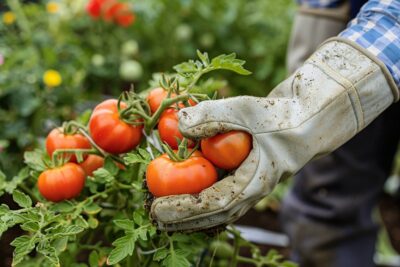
150, 39, 399, 231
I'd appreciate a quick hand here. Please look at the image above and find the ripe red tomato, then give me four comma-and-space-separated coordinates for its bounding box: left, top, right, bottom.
79, 154, 104, 176
147, 87, 175, 114
158, 108, 194, 149
46, 128, 91, 163
201, 131, 252, 170
146, 87, 196, 114
146, 151, 217, 197
89, 99, 143, 154
38, 163, 86, 202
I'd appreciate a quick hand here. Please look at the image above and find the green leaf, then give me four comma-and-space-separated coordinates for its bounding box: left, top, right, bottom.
11, 235, 36, 266
21, 221, 40, 232
210, 53, 252, 75
136, 227, 148, 241
83, 202, 102, 215
12, 190, 32, 208
5, 168, 30, 194
114, 219, 134, 231
0, 221, 8, 237
162, 249, 190, 267
124, 148, 151, 165
52, 236, 68, 252
103, 157, 119, 176
153, 248, 168, 261
107, 233, 137, 265
133, 210, 143, 226
24, 149, 48, 172
59, 225, 84, 236
75, 215, 89, 229
89, 250, 99, 267
93, 168, 114, 184
88, 217, 99, 229
50, 201, 75, 213
196, 50, 210, 66
0, 204, 10, 215
173, 61, 199, 75
37, 243, 60, 267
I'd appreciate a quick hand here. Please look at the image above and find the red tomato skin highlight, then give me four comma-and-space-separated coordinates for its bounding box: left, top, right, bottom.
46, 128, 91, 163
38, 163, 86, 202
89, 99, 142, 154
201, 131, 252, 170
146, 152, 217, 197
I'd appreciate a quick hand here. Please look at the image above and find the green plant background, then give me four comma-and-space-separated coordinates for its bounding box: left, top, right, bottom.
0, 0, 294, 177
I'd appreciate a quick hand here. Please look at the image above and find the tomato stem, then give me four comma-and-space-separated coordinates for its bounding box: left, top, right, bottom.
145, 94, 189, 134
76, 128, 126, 166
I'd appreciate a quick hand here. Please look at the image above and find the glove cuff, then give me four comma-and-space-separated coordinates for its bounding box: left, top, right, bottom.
309, 38, 398, 131
324, 37, 399, 102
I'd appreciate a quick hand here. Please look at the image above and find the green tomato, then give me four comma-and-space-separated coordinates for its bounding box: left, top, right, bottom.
175, 24, 193, 41
200, 33, 215, 48
119, 60, 143, 81
91, 54, 105, 67
209, 240, 234, 259
121, 40, 139, 57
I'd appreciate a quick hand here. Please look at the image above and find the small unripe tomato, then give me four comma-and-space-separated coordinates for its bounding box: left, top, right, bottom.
201, 131, 252, 170
38, 163, 86, 202
46, 128, 91, 163
146, 151, 217, 197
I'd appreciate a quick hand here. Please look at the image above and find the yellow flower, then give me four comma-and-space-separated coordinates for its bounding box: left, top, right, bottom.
43, 70, 62, 87
46, 2, 59, 14
2, 12, 15, 25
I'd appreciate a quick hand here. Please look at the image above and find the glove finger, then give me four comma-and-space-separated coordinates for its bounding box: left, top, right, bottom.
150, 140, 263, 230
178, 97, 253, 139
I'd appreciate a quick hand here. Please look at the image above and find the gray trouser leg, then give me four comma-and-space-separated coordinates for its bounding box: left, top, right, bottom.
281, 102, 400, 267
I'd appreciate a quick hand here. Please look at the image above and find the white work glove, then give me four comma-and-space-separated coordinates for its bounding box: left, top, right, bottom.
150, 39, 399, 231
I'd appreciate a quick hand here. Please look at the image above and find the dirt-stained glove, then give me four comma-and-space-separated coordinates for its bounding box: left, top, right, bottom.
150, 38, 399, 231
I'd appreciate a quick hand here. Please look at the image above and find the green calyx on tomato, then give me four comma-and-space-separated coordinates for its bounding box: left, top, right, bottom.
45, 123, 92, 164
89, 99, 143, 154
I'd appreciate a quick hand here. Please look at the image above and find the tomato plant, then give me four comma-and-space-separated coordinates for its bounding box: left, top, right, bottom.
201, 131, 252, 170
158, 108, 195, 149
89, 99, 143, 154
146, 151, 217, 197
0, 52, 296, 267
46, 127, 91, 163
37, 163, 86, 202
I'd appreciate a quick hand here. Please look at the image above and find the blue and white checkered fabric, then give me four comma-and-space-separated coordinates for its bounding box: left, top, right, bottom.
297, 0, 344, 8
340, 0, 400, 88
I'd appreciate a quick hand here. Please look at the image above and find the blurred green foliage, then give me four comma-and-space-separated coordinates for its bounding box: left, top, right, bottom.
0, 0, 294, 176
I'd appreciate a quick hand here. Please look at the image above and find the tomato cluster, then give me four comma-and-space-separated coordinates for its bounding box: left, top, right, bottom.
86, 0, 135, 27
37, 87, 252, 202
145, 87, 252, 197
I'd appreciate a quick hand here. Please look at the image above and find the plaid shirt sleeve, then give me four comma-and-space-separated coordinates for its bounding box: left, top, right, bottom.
296, 0, 345, 8
339, 0, 400, 88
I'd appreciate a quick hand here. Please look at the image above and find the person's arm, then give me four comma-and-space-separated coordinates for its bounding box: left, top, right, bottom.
150, 0, 400, 231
